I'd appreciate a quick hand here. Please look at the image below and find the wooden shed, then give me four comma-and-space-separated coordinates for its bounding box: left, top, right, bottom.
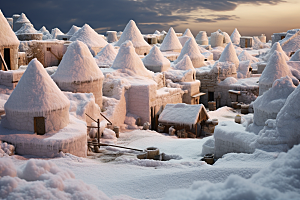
158, 103, 209, 138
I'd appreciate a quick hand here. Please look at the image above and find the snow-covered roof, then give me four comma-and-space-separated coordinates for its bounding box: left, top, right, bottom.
14, 13, 30, 24
238, 50, 259, 63
114, 20, 150, 48
4, 58, 70, 113
0, 10, 20, 46
51, 28, 64, 39
15, 23, 39, 35
290, 49, 300, 61
69, 24, 108, 48
219, 42, 239, 68
183, 28, 194, 38
222, 32, 232, 43
281, 30, 300, 53
174, 55, 195, 71
158, 103, 208, 125
160, 27, 182, 51
195, 31, 208, 41
230, 28, 241, 44
94, 43, 118, 66
153, 30, 160, 35
264, 42, 289, 62
66, 25, 81, 36
174, 37, 205, 68
259, 50, 292, 86
111, 40, 153, 78
142, 46, 170, 70
52, 41, 104, 83
39, 26, 50, 34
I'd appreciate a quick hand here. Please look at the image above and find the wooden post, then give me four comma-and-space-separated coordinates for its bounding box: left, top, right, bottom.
97, 118, 100, 148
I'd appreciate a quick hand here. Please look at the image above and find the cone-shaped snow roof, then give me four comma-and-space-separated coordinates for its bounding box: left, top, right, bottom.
111, 40, 153, 78
290, 49, 300, 61
264, 42, 289, 62
4, 58, 70, 113
52, 41, 104, 83
219, 42, 239, 68
195, 31, 208, 41
66, 25, 80, 36
114, 20, 149, 48
175, 38, 205, 68
230, 28, 241, 44
51, 28, 64, 39
39, 26, 50, 34
14, 13, 30, 24
260, 51, 292, 86
238, 50, 259, 63
154, 30, 160, 35
174, 55, 195, 70
160, 27, 182, 51
70, 24, 108, 48
0, 10, 19, 46
142, 46, 171, 70
15, 23, 39, 35
94, 44, 118, 66
183, 28, 194, 38
222, 32, 232, 44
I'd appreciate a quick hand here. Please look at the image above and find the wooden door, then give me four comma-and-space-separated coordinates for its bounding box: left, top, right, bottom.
34, 117, 45, 135
4, 48, 11, 70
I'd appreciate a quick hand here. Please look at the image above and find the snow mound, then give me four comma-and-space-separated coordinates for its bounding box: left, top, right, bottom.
263, 42, 289, 62
222, 32, 232, 44
153, 30, 160, 35
164, 144, 300, 200
174, 38, 206, 68
259, 50, 293, 95
94, 44, 118, 67
178, 36, 191, 47
174, 55, 195, 70
195, 31, 208, 45
39, 26, 52, 40
114, 20, 149, 48
70, 24, 108, 48
219, 42, 239, 68
253, 36, 270, 49
0, 10, 20, 46
52, 40, 104, 83
66, 25, 81, 36
0, 141, 15, 157
290, 49, 300, 61
160, 27, 182, 52
111, 40, 153, 78
4, 58, 70, 113
238, 50, 259, 63
51, 28, 64, 39
183, 28, 194, 38
14, 13, 30, 24
218, 77, 238, 85
230, 28, 241, 44
15, 23, 39, 35
142, 46, 171, 72
281, 30, 300, 54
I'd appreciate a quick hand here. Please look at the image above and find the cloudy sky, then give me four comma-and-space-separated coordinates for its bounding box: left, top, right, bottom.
2, 0, 299, 40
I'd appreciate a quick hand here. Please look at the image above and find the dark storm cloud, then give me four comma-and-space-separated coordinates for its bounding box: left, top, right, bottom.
1, 0, 285, 33
195, 14, 240, 23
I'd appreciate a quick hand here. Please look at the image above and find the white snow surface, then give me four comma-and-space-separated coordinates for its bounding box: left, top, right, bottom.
0, 10, 20, 46
114, 20, 149, 48
70, 24, 108, 48
219, 42, 239, 68
14, 13, 30, 24
230, 28, 241, 44
66, 25, 81, 36
111, 40, 153, 78
158, 103, 206, 125
52, 41, 104, 83
51, 28, 64, 39
290, 49, 300, 61
238, 50, 259, 63
94, 44, 118, 67
281, 30, 300, 53
142, 45, 171, 70
183, 28, 194, 38
4, 58, 70, 113
160, 27, 182, 51
263, 42, 289, 62
15, 23, 39, 35
173, 55, 195, 71
0, 141, 14, 157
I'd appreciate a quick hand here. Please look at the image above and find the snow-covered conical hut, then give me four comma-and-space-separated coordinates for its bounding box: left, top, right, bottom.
15, 23, 43, 41
253, 76, 295, 126
183, 28, 194, 38
70, 24, 108, 56
3, 58, 70, 133
94, 43, 117, 68
222, 32, 232, 44
263, 42, 289, 62
210, 31, 224, 47
179, 29, 195, 46
174, 38, 206, 68
160, 27, 182, 52
51, 28, 64, 39
142, 46, 171, 72
114, 20, 150, 55
14, 13, 30, 32
166, 55, 196, 82
238, 50, 259, 63
154, 30, 160, 35
39, 26, 52, 40
219, 42, 239, 69
230, 28, 241, 45
195, 31, 208, 45
52, 41, 104, 107
0, 10, 20, 70
57, 25, 81, 41
290, 49, 300, 61
111, 40, 153, 78
259, 51, 293, 95
66, 25, 80, 36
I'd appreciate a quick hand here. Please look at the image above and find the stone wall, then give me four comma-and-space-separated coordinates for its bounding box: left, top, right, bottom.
0, 69, 24, 89
180, 80, 201, 104
0, 45, 19, 70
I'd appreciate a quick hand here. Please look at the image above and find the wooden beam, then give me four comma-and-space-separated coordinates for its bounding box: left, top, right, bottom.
0, 52, 8, 71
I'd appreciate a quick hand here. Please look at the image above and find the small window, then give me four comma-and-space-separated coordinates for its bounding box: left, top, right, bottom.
208, 92, 214, 102
204, 59, 207, 61
63, 38, 68, 41
144, 53, 147, 56
47, 47, 51, 51
281, 36, 285, 40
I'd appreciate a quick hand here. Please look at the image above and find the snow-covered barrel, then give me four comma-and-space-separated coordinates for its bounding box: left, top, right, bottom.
210, 32, 224, 48
196, 31, 208, 45
107, 31, 118, 43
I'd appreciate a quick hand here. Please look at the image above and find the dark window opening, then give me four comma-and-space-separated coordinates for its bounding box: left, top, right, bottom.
204, 58, 207, 61
47, 47, 51, 51
193, 73, 195, 80
34, 117, 46, 135
281, 36, 285, 40
208, 92, 214, 102
63, 38, 68, 41
144, 53, 147, 56
4, 48, 11, 70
